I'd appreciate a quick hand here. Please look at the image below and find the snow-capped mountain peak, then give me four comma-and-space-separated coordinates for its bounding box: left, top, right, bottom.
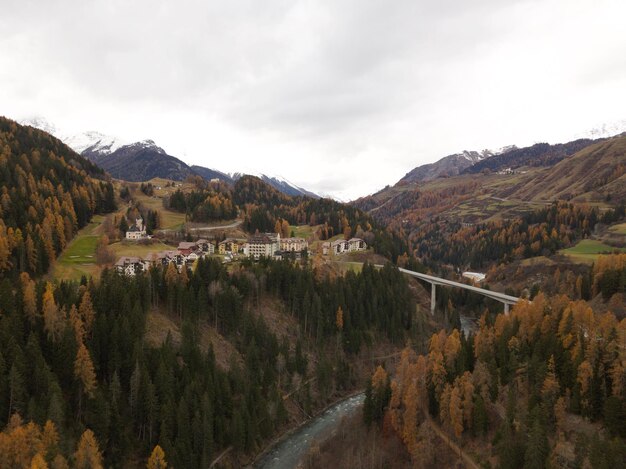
64, 130, 128, 156
121, 139, 166, 154
19, 117, 130, 157
582, 120, 626, 139
230, 172, 319, 198
20, 117, 58, 136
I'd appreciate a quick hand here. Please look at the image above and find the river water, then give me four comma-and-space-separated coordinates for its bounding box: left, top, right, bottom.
253, 394, 365, 469
460, 314, 477, 336
253, 315, 475, 469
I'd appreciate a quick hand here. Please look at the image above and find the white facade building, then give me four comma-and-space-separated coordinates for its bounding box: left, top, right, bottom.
280, 237, 308, 252
246, 232, 281, 259
115, 256, 145, 276
125, 217, 147, 240
329, 238, 367, 255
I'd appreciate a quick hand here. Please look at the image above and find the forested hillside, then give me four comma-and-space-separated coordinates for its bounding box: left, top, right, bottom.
0, 118, 434, 468
235, 176, 411, 262
502, 135, 626, 202
165, 180, 237, 223
414, 201, 624, 270
365, 288, 626, 467
0, 256, 422, 467
0, 117, 116, 278
465, 139, 598, 174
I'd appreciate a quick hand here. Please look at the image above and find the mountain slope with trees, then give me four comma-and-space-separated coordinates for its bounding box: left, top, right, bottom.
502, 135, 626, 202
0, 117, 116, 278
86, 140, 195, 182
365, 290, 626, 467
0, 117, 430, 467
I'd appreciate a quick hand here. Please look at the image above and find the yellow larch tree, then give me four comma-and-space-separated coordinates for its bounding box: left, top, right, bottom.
449, 384, 464, 438
335, 306, 343, 332
443, 329, 461, 370
78, 291, 95, 337
21, 272, 38, 324
42, 283, 64, 343
75, 343, 97, 399
577, 360, 593, 413
69, 305, 84, 344
74, 429, 103, 469
402, 382, 419, 455
147, 445, 167, 469
30, 453, 48, 469
542, 356, 560, 408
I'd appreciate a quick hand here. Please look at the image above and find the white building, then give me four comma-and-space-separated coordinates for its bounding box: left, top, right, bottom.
246, 233, 281, 260
347, 238, 366, 252
115, 256, 145, 276
196, 239, 215, 254
280, 237, 308, 252
331, 239, 348, 254
462, 272, 486, 283
125, 217, 147, 240
329, 238, 367, 255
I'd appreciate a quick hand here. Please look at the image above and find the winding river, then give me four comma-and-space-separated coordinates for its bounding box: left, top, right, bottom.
253, 315, 476, 468
253, 394, 365, 469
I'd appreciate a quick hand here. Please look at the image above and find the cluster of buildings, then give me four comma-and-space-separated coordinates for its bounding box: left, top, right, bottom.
115, 232, 311, 276
229, 233, 309, 260
322, 238, 367, 255
115, 238, 215, 276
117, 218, 371, 277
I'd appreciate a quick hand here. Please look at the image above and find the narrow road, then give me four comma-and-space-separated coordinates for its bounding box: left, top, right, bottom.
156, 219, 243, 234
426, 417, 481, 469
188, 219, 243, 232
368, 193, 401, 213
489, 196, 551, 206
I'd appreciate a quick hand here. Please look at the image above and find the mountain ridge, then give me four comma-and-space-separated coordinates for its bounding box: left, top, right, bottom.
21, 117, 320, 198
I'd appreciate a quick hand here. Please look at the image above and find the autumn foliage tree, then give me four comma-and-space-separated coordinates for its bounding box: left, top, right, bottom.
369, 293, 626, 467
147, 445, 167, 469
74, 429, 103, 469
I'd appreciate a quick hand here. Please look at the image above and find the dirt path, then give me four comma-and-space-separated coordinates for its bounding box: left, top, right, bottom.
156, 219, 243, 234
426, 417, 481, 469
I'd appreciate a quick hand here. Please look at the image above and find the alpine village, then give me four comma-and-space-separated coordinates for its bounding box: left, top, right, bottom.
1, 114, 625, 468
2, 4, 626, 469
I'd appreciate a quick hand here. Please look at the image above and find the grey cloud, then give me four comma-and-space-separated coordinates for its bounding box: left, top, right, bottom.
1, 0, 625, 199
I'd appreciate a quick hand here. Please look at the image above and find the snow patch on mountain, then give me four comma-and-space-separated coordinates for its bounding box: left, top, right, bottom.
20, 117, 58, 136
581, 120, 626, 139
64, 131, 130, 156
20, 117, 131, 156
231, 172, 319, 198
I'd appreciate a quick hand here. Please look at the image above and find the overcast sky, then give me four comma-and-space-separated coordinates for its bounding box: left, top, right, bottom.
1, 0, 625, 200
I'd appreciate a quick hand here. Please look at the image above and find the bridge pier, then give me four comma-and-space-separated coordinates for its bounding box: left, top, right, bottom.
430, 284, 436, 316
392, 266, 522, 318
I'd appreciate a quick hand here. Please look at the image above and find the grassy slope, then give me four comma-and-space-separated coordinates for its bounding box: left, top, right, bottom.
559, 239, 626, 263
358, 136, 626, 226
108, 240, 174, 258
50, 174, 249, 281
49, 216, 104, 281
115, 179, 187, 230
609, 223, 626, 235
504, 135, 626, 203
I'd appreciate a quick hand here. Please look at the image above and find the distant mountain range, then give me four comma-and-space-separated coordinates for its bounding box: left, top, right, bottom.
354, 131, 626, 221
20, 117, 319, 198
464, 139, 600, 175
398, 148, 513, 184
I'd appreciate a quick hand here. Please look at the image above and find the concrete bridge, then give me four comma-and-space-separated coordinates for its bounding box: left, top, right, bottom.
374, 265, 522, 315
397, 267, 521, 315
